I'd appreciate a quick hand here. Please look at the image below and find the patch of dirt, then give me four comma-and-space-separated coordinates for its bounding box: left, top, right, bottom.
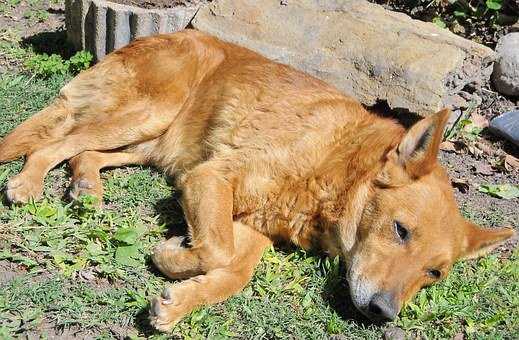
0, 0, 69, 72
441, 151, 518, 225
0, 0, 65, 40
24, 319, 103, 340
477, 85, 519, 121
0, 260, 25, 286
439, 149, 518, 254
108, 0, 210, 9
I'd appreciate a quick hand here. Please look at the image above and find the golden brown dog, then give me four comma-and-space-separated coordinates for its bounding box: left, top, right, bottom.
0, 30, 514, 332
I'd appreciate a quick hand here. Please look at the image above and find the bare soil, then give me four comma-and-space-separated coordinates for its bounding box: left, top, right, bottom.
0, 0, 65, 40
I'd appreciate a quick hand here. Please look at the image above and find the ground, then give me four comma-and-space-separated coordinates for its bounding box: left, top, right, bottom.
0, 1, 518, 339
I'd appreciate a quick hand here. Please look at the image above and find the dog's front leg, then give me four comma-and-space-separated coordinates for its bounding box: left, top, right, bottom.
150, 222, 272, 332
152, 162, 236, 279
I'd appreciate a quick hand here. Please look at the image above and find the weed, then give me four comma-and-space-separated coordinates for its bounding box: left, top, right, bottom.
24, 50, 93, 77
68, 50, 93, 74
24, 8, 49, 23
24, 53, 69, 76
479, 184, 519, 199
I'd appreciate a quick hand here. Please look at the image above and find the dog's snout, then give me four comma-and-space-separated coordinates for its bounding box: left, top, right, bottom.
366, 292, 397, 321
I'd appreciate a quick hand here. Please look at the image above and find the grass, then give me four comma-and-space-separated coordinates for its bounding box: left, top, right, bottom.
0, 40, 518, 339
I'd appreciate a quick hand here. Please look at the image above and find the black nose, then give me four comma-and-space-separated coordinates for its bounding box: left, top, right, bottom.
367, 292, 397, 321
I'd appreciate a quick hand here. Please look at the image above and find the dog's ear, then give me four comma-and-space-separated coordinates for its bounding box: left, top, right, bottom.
460, 221, 515, 260
395, 108, 450, 178
377, 109, 450, 186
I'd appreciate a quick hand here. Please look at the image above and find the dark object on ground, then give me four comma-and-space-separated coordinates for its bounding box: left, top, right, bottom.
490, 110, 519, 147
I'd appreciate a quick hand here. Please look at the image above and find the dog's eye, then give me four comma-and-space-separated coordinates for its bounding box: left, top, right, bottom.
427, 269, 441, 279
394, 221, 410, 242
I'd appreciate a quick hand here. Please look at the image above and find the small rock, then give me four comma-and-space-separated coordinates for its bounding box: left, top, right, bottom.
329, 335, 348, 340
444, 109, 462, 135
383, 326, 406, 340
444, 95, 467, 110
489, 110, 519, 147
492, 33, 519, 96
474, 162, 494, 176
79, 269, 96, 281
453, 332, 464, 340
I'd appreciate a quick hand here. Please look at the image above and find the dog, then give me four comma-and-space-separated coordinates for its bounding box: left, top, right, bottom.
0, 30, 514, 332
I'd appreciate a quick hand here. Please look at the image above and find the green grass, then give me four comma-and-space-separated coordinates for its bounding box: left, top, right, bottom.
0, 42, 518, 339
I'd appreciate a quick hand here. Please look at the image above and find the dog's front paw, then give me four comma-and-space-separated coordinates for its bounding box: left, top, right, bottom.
149, 285, 189, 332
6, 175, 43, 204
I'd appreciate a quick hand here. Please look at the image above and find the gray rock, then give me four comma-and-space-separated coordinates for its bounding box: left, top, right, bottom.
328, 335, 348, 340
383, 326, 406, 340
192, 0, 495, 116
492, 33, 519, 96
65, 0, 200, 61
490, 110, 519, 147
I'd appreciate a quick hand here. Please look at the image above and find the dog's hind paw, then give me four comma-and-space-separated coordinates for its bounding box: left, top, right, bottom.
68, 177, 102, 205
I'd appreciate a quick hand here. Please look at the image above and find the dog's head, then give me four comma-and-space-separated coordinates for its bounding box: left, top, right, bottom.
343, 109, 515, 321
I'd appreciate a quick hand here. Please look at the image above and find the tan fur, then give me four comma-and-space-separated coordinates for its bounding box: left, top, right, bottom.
0, 30, 514, 331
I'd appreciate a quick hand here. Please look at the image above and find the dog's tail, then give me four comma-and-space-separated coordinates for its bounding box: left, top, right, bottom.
0, 98, 71, 162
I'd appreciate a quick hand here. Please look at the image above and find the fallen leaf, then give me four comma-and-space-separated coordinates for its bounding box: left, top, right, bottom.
474, 141, 494, 156
469, 112, 489, 129
452, 178, 469, 193
474, 163, 494, 176
440, 141, 464, 153
440, 141, 456, 152
504, 154, 519, 171
478, 184, 519, 199
467, 144, 483, 157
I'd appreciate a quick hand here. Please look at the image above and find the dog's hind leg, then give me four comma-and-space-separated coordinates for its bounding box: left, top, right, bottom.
5, 107, 172, 204
68, 149, 149, 204
151, 162, 236, 279
0, 99, 72, 163
150, 222, 272, 332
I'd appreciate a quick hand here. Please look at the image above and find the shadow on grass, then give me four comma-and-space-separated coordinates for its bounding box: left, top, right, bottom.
271, 245, 377, 327
21, 29, 76, 59
154, 192, 188, 237
321, 262, 378, 328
